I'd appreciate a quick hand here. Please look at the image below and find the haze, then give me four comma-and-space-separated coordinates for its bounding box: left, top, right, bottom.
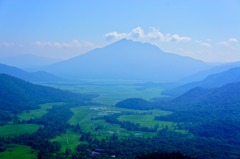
1, 1, 240, 159
0, 0, 240, 62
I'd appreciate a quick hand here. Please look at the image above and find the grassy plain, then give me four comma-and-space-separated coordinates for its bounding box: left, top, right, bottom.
43, 81, 163, 105
68, 106, 178, 139
118, 113, 175, 130
51, 132, 81, 153
56, 81, 181, 139
0, 80, 188, 156
18, 102, 65, 120
0, 145, 37, 159
30, 81, 187, 153
0, 124, 41, 137
69, 106, 139, 139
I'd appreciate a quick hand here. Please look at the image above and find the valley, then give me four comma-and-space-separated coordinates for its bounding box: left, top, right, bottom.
0, 80, 191, 158
1, 77, 239, 158
1, 39, 240, 158
1, 1, 239, 158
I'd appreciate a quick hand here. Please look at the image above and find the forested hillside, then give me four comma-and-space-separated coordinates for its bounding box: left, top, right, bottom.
164, 67, 240, 96
155, 81, 240, 158
0, 74, 96, 114
0, 63, 61, 82
115, 98, 154, 110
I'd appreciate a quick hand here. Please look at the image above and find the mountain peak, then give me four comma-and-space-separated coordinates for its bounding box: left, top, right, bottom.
111, 38, 141, 46
45, 39, 209, 81
106, 39, 162, 54
113, 38, 149, 46
117, 38, 130, 42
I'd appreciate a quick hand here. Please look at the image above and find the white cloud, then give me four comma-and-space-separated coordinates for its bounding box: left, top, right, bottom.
0, 42, 16, 48
196, 41, 212, 48
219, 38, 239, 47
228, 38, 238, 43
131, 27, 145, 39
146, 28, 165, 41
35, 40, 95, 49
104, 27, 192, 43
170, 34, 192, 42
201, 42, 212, 48
105, 32, 128, 41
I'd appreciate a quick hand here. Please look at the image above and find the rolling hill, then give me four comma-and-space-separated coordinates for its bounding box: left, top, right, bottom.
0, 74, 96, 113
156, 81, 240, 148
158, 81, 240, 117
163, 67, 240, 96
174, 81, 240, 110
0, 63, 62, 82
180, 61, 240, 83
115, 98, 153, 110
156, 80, 240, 124
45, 39, 210, 81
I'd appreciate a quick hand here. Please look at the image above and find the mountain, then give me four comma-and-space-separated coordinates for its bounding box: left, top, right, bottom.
0, 74, 96, 113
115, 98, 153, 110
180, 61, 240, 83
0, 54, 60, 70
45, 39, 210, 81
164, 81, 240, 113
163, 67, 240, 96
0, 63, 62, 82
156, 81, 240, 147
156, 81, 240, 123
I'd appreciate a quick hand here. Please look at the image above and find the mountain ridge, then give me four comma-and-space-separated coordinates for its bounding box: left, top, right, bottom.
0, 63, 62, 82
0, 74, 96, 113
0, 54, 60, 70
45, 39, 210, 81
163, 67, 240, 96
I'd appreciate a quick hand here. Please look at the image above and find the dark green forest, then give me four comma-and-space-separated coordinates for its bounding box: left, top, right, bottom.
0, 74, 96, 114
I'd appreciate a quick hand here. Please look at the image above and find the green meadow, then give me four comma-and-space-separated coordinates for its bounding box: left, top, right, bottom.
0, 145, 37, 159
118, 112, 175, 130
69, 106, 132, 139
0, 124, 41, 137
43, 81, 163, 105
63, 82, 180, 140
68, 105, 183, 140
18, 102, 65, 120
51, 132, 81, 153
0, 81, 188, 156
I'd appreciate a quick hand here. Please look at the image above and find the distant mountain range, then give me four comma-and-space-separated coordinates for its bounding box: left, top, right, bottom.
0, 63, 62, 82
180, 61, 240, 83
163, 67, 240, 96
0, 54, 60, 70
45, 39, 210, 81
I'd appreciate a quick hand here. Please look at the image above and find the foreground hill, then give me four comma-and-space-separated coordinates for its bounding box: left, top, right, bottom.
45, 39, 210, 81
156, 81, 240, 123
164, 67, 240, 96
171, 81, 240, 112
0, 63, 62, 82
155, 82, 240, 156
0, 74, 96, 113
115, 98, 153, 110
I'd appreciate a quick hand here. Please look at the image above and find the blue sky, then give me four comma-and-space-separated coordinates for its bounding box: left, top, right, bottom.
0, 0, 240, 62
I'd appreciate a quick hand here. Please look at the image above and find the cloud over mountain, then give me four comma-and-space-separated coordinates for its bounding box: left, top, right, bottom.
44, 39, 210, 81
105, 27, 192, 42
35, 40, 95, 49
